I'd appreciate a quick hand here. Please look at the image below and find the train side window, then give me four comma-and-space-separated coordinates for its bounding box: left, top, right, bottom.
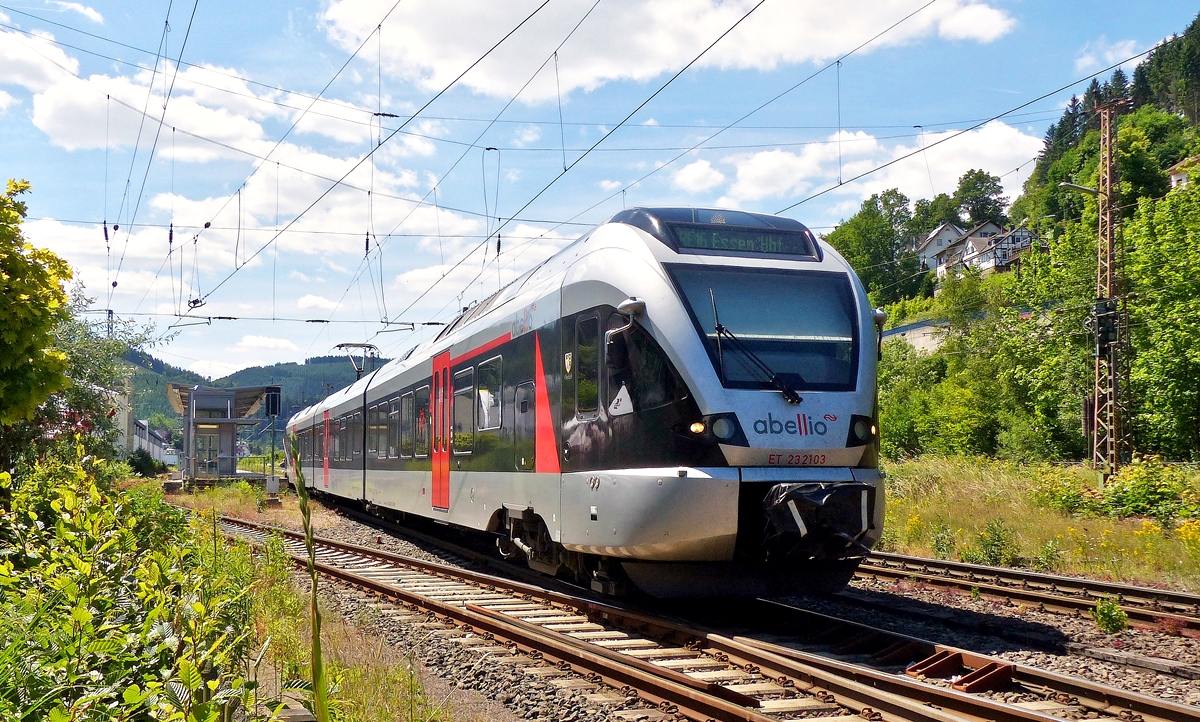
414, 386, 430, 457
452, 368, 474, 454
367, 405, 380, 455
351, 412, 362, 458
514, 381, 535, 471
399, 392, 414, 457
576, 315, 601, 416
476, 356, 502, 431
388, 398, 400, 458
334, 418, 345, 461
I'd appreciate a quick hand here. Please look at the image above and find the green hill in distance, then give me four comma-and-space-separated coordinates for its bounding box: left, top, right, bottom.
128, 352, 387, 430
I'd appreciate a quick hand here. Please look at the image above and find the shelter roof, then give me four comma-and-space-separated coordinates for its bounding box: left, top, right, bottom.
166, 383, 277, 417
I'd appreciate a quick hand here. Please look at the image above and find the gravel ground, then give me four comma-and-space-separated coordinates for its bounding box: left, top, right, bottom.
781, 577, 1200, 708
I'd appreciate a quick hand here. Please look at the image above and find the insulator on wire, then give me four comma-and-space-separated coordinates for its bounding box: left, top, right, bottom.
169, 223, 174, 244
103, 221, 109, 242
366, 232, 370, 255
496, 234, 501, 257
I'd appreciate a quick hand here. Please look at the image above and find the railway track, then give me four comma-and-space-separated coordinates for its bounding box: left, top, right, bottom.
218, 515, 1199, 722
859, 552, 1200, 635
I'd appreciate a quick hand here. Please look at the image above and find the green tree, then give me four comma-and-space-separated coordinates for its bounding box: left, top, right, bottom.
0, 180, 71, 426
825, 189, 925, 305
954, 169, 1009, 226
908, 193, 961, 239
1126, 183, 1200, 457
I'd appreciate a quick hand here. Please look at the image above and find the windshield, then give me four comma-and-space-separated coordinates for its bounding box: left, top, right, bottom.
666, 265, 859, 392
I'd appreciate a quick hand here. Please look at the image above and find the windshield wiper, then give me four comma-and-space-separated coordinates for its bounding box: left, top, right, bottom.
708, 289, 803, 405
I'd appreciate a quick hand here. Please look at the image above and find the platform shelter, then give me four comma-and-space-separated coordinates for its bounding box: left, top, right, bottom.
166, 383, 280, 481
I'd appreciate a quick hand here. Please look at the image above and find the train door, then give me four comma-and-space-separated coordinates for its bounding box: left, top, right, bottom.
515, 381, 536, 471
431, 351, 451, 509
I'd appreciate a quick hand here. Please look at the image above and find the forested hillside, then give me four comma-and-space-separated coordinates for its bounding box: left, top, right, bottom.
827, 12, 1200, 461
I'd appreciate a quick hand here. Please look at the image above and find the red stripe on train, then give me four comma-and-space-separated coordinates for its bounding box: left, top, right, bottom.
533, 332, 560, 474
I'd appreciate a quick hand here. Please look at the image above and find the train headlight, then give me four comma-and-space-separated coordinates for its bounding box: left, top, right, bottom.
689, 421, 706, 434
711, 417, 736, 440
846, 414, 877, 447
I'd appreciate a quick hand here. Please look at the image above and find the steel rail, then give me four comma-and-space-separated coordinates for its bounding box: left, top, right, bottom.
213, 515, 1199, 722
860, 552, 1200, 634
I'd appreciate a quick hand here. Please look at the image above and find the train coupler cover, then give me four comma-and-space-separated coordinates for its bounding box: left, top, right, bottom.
762, 482, 875, 560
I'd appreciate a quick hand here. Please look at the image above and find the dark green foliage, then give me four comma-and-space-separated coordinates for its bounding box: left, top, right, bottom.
953, 169, 1008, 226
959, 518, 1024, 567
127, 447, 167, 477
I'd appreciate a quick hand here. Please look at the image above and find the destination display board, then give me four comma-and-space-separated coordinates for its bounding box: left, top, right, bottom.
670, 224, 815, 256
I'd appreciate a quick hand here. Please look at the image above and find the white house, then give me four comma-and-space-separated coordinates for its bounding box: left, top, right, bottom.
913, 221, 965, 270
935, 221, 1004, 278
1168, 157, 1197, 189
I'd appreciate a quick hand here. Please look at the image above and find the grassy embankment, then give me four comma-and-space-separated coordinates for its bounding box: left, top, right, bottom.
155, 480, 448, 721
879, 456, 1200, 591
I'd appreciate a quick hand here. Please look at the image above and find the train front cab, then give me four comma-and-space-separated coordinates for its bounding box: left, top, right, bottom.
546, 209, 885, 597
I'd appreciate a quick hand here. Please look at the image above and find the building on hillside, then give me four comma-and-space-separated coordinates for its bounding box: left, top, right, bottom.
912, 221, 965, 270
1168, 156, 1197, 188
166, 383, 280, 481
882, 319, 945, 353
958, 225, 1041, 277
934, 220, 1003, 278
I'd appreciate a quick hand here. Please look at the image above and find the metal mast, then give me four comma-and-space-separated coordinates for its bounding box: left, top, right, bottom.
1092, 104, 1121, 479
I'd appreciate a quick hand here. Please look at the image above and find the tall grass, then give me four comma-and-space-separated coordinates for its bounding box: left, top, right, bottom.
290, 433, 331, 722
879, 456, 1200, 590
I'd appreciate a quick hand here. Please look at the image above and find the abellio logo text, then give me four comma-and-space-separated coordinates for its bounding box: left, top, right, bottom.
752, 413, 828, 436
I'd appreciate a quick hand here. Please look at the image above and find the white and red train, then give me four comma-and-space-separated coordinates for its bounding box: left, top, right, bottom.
287, 207, 885, 596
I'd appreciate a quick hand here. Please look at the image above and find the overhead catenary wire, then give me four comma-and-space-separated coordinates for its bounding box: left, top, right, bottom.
187, 0, 554, 321
775, 43, 1170, 214
309, 0, 602, 338
369, 0, 770, 338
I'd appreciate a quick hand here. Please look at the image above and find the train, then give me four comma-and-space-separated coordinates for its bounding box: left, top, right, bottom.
286, 206, 886, 597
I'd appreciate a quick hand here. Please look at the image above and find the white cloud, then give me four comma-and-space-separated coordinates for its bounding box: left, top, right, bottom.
512, 124, 541, 146
0, 90, 16, 113
297, 294, 338, 310
672, 159, 726, 193
717, 122, 1041, 213
235, 335, 300, 351
322, 0, 1014, 102
598, 179, 622, 192
641, 118, 659, 126
1075, 36, 1140, 74
49, 2, 103, 24
188, 359, 244, 379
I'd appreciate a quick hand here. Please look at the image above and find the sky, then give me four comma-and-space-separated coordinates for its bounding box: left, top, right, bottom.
1, 0, 1196, 379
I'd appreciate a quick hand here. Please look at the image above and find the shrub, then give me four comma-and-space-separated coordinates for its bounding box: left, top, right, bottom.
1032, 538, 1063, 571
1091, 596, 1129, 633
127, 447, 166, 477
959, 518, 1024, 567
930, 522, 956, 560
1102, 455, 1192, 525
1031, 467, 1103, 516
1179, 520, 1200, 563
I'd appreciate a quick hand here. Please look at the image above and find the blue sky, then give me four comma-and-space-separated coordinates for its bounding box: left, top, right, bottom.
1, 0, 1196, 377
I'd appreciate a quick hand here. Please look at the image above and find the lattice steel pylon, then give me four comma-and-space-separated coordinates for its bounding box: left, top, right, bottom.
1092, 104, 1122, 478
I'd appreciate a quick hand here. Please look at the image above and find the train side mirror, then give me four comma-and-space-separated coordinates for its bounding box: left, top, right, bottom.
617, 297, 646, 317
873, 308, 887, 361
